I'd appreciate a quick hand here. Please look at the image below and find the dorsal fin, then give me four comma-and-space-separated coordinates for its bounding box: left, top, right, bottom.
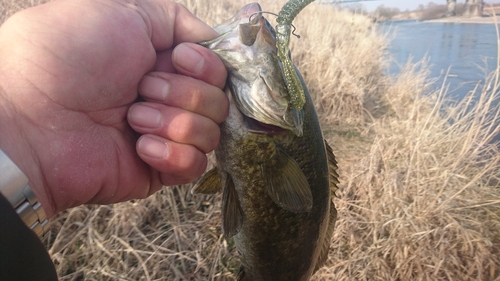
314, 201, 337, 272
314, 140, 339, 271
325, 140, 339, 194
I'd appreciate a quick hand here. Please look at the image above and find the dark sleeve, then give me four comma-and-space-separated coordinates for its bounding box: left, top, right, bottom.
0, 193, 58, 281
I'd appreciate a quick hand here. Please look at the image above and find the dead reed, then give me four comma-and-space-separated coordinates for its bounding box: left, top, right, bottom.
1, 0, 500, 280
315, 60, 500, 280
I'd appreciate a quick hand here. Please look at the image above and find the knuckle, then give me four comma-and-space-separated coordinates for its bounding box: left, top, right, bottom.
205, 125, 221, 152
170, 114, 197, 141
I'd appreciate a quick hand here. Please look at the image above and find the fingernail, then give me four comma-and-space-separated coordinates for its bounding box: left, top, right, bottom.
129, 104, 161, 129
174, 44, 204, 75
141, 75, 170, 101
138, 136, 169, 159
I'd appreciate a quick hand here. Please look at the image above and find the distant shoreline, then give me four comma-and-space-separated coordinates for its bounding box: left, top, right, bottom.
426, 16, 499, 24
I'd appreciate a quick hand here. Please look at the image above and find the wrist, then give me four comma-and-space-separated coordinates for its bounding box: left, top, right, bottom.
0, 35, 56, 218
0, 149, 49, 237
0, 107, 55, 221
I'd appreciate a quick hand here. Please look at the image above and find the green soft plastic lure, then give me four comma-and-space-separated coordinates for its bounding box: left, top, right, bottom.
276, 0, 315, 110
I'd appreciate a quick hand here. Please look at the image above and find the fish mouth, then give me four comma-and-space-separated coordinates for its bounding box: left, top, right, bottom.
231, 11, 305, 137
201, 2, 305, 137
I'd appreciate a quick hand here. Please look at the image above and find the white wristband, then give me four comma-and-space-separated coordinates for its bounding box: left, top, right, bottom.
0, 149, 48, 237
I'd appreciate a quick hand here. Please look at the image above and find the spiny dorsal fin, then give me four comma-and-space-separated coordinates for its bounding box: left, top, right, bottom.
325, 140, 339, 193
314, 201, 338, 272
222, 174, 244, 238
262, 147, 312, 213
191, 168, 222, 194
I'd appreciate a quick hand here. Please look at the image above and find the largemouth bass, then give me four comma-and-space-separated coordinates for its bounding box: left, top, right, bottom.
194, 3, 338, 280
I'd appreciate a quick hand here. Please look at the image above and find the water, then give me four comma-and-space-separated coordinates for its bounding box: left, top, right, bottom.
379, 20, 498, 100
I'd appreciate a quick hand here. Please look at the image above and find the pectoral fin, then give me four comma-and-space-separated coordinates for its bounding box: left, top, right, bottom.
262, 147, 312, 213
222, 174, 244, 238
191, 168, 222, 194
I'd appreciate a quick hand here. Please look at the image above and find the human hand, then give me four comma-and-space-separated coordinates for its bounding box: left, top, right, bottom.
0, 0, 228, 217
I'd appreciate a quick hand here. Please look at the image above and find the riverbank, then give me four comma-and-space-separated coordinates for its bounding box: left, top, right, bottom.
428, 15, 499, 24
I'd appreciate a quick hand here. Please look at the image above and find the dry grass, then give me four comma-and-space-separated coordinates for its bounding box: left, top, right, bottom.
289, 4, 387, 126
2, 0, 500, 280
316, 60, 500, 280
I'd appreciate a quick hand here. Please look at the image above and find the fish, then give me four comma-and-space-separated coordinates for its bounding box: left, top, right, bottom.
193, 2, 339, 280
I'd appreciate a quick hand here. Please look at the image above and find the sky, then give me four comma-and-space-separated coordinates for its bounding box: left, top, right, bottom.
348, 0, 500, 12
